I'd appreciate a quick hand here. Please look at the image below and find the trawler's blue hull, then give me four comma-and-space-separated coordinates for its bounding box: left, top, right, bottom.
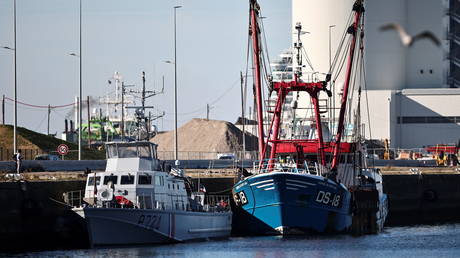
232, 172, 352, 235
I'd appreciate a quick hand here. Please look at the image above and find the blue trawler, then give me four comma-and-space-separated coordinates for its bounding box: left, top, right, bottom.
233, 169, 352, 234
232, 0, 386, 235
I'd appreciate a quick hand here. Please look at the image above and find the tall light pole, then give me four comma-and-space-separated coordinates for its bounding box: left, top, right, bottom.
2, 44, 17, 154
1, 0, 18, 153
69, 52, 81, 160
329, 25, 336, 124
328, 25, 335, 69
70, 0, 82, 160
79, 0, 82, 160
173, 5, 182, 162
13, 0, 17, 154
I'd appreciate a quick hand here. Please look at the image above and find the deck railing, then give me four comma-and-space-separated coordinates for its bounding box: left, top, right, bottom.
252, 158, 322, 176
63, 190, 84, 207
63, 190, 231, 212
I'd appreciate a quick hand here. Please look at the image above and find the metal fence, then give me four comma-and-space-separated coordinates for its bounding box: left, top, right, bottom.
157, 151, 259, 161
366, 147, 439, 160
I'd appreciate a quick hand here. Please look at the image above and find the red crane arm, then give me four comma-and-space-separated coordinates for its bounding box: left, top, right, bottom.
331, 0, 364, 171
249, 0, 265, 162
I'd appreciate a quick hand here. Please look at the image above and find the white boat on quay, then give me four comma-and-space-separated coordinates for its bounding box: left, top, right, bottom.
68, 141, 232, 247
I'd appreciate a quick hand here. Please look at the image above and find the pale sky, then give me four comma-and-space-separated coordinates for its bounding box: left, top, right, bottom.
0, 0, 291, 135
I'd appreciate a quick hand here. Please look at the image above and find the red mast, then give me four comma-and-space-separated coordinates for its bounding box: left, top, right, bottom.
263, 19, 330, 170
331, 0, 364, 171
249, 0, 266, 162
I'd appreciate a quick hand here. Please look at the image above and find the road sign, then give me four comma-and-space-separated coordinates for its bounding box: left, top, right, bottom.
57, 144, 69, 155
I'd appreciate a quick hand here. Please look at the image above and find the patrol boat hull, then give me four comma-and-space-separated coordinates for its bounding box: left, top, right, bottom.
74, 207, 232, 246
232, 172, 352, 235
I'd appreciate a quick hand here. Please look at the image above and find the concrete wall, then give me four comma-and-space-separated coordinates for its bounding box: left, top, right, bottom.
399, 89, 460, 116
397, 88, 460, 147
361, 89, 460, 148
360, 90, 393, 142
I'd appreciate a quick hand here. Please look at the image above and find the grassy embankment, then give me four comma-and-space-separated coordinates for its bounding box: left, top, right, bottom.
0, 124, 104, 160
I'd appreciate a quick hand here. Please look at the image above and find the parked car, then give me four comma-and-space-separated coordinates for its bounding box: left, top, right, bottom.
217, 153, 235, 160
34, 154, 61, 160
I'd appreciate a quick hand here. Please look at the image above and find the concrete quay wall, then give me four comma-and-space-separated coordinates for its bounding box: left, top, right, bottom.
383, 173, 460, 225
0, 180, 88, 252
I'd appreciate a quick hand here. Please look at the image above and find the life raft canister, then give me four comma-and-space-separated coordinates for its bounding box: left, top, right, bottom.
115, 195, 133, 206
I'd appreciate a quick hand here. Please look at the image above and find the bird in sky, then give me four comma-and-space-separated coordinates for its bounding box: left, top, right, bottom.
379, 23, 441, 47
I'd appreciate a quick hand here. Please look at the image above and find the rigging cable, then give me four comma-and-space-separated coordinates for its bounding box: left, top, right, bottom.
258, 11, 273, 80
361, 37, 375, 168
301, 45, 315, 72
332, 37, 352, 84
329, 11, 354, 74
346, 33, 363, 129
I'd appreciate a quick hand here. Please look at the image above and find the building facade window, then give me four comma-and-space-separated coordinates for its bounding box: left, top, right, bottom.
398, 116, 460, 124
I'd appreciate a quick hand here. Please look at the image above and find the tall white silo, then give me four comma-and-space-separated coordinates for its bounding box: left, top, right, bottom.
293, 0, 444, 90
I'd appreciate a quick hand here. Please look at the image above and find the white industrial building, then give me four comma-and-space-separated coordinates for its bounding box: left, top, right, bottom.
292, 0, 460, 148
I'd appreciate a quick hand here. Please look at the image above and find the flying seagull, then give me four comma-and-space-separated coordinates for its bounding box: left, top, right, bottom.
379, 23, 441, 47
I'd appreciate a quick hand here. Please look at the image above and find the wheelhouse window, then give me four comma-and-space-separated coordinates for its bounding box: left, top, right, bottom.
155, 175, 161, 186
113, 143, 154, 158
120, 175, 135, 185
88, 176, 101, 186
138, 145, 152, 158
103, 175, 118, 185
138, 174, 152, 185
106, 144, 118, 158
118, 145, 138, 158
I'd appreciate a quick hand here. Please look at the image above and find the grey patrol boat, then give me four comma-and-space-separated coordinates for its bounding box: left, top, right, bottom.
71, 139, 231, 246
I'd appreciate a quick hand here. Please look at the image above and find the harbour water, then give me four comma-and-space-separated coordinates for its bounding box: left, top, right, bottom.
5, 223, 460, 258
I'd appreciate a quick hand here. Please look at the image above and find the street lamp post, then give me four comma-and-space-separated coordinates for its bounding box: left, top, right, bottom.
2, 0, 18, 153
329, 25, 336, 123
2, 45, 17, 154
78, 0, 82, 160
173, 5, 182, 162
2, 0, 18, 154
69, 52, 82, 160
70, 0, 82, 160
13, 0, 17, 155
328, 25, 335, 69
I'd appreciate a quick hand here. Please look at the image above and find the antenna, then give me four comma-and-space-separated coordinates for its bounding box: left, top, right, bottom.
124, 71, 166, 140
294, 22, 303, 79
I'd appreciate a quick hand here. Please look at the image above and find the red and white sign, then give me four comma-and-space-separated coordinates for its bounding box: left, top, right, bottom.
57, 144, 69, 155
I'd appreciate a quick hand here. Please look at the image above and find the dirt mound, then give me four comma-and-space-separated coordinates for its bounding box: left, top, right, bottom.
151, 118, 258, 153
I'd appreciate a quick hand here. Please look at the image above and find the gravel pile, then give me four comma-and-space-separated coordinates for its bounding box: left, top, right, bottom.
151, 118, 258, 153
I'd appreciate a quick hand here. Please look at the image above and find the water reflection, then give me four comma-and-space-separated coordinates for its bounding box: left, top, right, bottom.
14, 223, 460, 258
